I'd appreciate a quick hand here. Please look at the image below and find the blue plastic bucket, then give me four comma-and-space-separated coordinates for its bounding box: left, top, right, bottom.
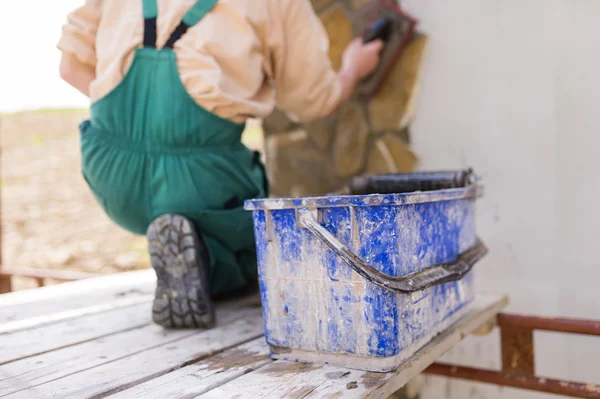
244, 173, 486, 372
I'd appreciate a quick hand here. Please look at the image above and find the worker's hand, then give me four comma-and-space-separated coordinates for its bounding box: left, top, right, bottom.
341, 38, 384, 82
328, 38, 384, 118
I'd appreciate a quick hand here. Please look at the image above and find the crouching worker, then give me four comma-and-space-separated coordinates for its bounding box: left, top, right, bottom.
58, 0, 383, 329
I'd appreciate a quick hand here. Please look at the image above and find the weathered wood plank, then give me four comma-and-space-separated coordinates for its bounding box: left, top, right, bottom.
0, 270, 154, 308
107, 338, 271, 399
198, 359, 328, 399
0, 302, 152, 365
0, 270, 155, 330
0, 323, 193, 396
0, 294, 154, 335
0, 301, 260, 397
10, 309, 264, 399
1, 303, 263, 398
0, 266, 99, 282
197, 294, 508, 399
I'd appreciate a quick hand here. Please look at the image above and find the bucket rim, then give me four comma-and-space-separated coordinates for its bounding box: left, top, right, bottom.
244, 185, 482, 211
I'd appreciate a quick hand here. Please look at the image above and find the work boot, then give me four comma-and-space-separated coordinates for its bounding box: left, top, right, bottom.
147, 214, 215, 329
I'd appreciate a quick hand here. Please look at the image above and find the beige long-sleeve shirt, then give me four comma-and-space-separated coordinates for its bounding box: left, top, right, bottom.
57, 0, 343, 123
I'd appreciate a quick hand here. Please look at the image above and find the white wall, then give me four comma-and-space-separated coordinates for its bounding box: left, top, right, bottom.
401, 0, 600, 397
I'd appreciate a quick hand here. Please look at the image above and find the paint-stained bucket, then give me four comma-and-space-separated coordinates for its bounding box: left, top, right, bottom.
244, 170, 487, 372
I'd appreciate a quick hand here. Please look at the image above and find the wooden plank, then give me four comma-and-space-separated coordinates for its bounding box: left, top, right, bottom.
9, 311, 264, 399
0, 269, 154, 308
0, 319, 193, 397
0, 294, 153, 335
0, 266, 99, 282
197, 294, 508, 399
0, 270, 155, 330
1, 302, 263, 398
107, 338, 271, 399
0, 302, 152, 365
471, 316, 497, 336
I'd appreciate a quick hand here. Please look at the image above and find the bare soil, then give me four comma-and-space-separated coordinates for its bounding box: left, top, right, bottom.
1, 109, 263, 291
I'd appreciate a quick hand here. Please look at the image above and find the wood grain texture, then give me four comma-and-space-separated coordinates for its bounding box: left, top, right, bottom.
15, 308, 264, 399
0, 302, 152, 365
196, 295, 507, 399
0, 304, 261, 398
0, 270, 155, 331
108, 338, 271, 399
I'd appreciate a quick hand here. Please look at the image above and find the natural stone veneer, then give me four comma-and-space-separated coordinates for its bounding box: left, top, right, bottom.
262, 0, 428, 197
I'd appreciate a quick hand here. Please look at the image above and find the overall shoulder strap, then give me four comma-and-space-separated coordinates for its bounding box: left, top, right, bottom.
142, 0, 158, 48
164, 0, 219, 49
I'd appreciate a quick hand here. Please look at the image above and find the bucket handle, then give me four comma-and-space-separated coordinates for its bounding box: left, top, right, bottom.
297, 208, 487, 294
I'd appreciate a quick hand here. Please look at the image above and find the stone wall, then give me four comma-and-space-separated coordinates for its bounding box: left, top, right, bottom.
262, 0, 429, 197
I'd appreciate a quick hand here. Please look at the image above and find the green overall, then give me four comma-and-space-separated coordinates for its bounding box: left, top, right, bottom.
79, 0, 268, 295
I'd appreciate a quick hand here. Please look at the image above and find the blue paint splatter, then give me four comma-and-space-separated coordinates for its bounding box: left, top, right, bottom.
322, 207, 352, 281
251, 189, 478, 364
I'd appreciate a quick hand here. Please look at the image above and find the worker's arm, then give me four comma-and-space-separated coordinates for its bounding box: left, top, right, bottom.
336, 39, 383, 108
60, 54, 95, 97
56, 0, 102, 97
268, 0, 382, 122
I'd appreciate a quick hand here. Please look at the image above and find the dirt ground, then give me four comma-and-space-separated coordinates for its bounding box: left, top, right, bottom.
0, 109, 263, 291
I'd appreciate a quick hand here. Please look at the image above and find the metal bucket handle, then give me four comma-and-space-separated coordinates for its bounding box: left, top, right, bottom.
298, 208, 487, 294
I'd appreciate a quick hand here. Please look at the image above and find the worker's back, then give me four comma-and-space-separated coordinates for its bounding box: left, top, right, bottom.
89, 46, 245, 149
59, 0, 344, 125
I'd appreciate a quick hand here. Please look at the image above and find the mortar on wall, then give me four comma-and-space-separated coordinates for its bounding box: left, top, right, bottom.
262, 0, 429, 197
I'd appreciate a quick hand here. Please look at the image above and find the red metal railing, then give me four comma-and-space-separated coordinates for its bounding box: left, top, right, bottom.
425, 364, 599, 398
425, 313, 600, 398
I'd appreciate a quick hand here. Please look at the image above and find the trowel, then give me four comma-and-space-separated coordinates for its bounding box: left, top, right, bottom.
347, 169, 478, 195
357, 0, 418, 98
